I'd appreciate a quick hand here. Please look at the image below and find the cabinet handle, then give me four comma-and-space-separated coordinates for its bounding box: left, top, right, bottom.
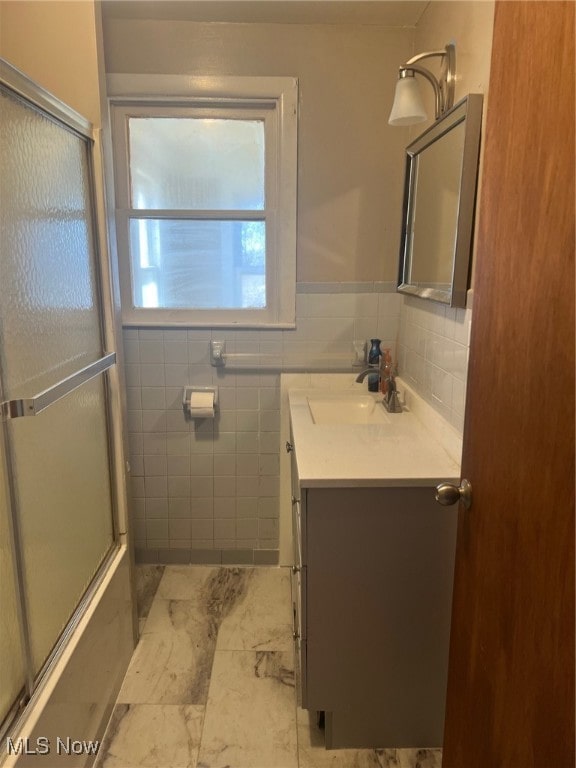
292, 565, 301, 574
291, 495, 300, 506
293, 630, 300, 641
285, 441, 294, 453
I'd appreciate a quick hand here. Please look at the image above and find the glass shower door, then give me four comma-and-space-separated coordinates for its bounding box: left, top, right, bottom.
0, 63, 117, 719
7, 378, 115, 674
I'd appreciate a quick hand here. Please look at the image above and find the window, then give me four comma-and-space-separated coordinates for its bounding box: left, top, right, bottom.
109, 75, 297, 327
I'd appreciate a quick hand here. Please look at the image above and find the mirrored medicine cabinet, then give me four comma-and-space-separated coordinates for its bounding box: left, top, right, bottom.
397, 94, 483, 308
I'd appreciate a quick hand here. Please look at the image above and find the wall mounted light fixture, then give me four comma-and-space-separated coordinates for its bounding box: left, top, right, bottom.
388, 43, 456, 126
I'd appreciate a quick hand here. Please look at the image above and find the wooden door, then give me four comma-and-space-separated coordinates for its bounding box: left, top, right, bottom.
442, 3, 575, 767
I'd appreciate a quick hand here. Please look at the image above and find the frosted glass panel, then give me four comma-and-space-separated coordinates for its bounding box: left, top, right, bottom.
0, 424, 26, 723
10, 376, 114, 674
129, 118, 265, 210
0, 87, 103, 399
129, 219, 266, 309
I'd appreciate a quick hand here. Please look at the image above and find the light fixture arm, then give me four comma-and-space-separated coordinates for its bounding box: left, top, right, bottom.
398, 66, 442, 120
399, 43, 455, 120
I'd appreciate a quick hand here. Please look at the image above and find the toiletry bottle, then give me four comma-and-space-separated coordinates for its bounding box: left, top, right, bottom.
367, 373, 380, 392
367, 339, 382, 392
368, 339, 382, 366
380, 348, 393, 395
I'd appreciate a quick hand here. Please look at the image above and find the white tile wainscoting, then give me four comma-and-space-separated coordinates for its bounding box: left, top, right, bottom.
124, 283, 471, 564
397, 291, 473, 433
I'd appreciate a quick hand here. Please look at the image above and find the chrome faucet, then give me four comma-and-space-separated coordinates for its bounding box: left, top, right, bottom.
355, 366, 402, 413
382, 375, 402, 413
354, 366, 380, 383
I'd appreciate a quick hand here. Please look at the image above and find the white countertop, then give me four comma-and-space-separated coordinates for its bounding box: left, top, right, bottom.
288, 381, 461, 488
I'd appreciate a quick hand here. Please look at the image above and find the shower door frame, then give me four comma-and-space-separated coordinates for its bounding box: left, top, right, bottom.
0, 58, 131, 742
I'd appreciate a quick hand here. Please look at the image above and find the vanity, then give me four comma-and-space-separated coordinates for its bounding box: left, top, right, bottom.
287, 379, 461, 749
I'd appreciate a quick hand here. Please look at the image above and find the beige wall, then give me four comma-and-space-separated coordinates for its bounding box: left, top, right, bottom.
415, 1, 494, 107
102, 18, 414, 283
412, 0, 495, 284
409, 1, 494, 139
0, 0, 101, 125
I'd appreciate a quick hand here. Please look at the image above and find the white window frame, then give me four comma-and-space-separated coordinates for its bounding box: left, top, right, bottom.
107, 74, 297, 328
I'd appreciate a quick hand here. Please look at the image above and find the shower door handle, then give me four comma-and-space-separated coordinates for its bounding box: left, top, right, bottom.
0, 352, 116, 420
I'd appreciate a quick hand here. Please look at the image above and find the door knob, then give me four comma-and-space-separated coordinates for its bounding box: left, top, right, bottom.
435, 479, 472, 509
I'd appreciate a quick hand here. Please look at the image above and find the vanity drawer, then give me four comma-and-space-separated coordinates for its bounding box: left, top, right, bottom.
292, 496, 303, 569
291, 497, 307, 628
291, 561, 308, 708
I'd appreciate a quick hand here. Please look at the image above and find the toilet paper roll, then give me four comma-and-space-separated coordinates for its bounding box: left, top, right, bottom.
188, 391, 215, 419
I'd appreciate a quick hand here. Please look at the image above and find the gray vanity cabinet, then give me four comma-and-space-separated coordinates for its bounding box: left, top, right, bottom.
290, 444, 458, 749
289, 447, 307, 708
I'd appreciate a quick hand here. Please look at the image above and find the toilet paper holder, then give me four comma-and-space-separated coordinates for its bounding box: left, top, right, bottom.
182, 386, 219, 419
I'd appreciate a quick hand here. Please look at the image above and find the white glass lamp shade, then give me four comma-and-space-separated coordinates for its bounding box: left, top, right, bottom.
388, 75, 428, 126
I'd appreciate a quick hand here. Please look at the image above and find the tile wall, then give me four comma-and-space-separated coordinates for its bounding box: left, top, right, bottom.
124, 283, 402, 564
397, 292, 473, 433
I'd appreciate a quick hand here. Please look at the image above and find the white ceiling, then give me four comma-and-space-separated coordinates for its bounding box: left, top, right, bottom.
101, 1, 430, 27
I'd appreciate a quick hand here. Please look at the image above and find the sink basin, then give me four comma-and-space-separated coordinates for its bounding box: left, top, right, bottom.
307, 393, 391, 425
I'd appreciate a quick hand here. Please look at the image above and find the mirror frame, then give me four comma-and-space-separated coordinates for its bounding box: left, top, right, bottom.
397, 94, 483, 307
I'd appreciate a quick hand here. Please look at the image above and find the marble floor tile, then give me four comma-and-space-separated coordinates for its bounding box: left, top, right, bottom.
297, 709, 442, 768
157, 566, 230, 602
143, 597, 213, 636
216, 567, 293, 652
135, 565, 165, 618
120, 568, 257, 704
147, 568, 253, 636
396, 749, 442, 768
96, 703, 204, 768
198, 567, 253, 626
197, 650, 298, 768
117, 618, 215, 705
